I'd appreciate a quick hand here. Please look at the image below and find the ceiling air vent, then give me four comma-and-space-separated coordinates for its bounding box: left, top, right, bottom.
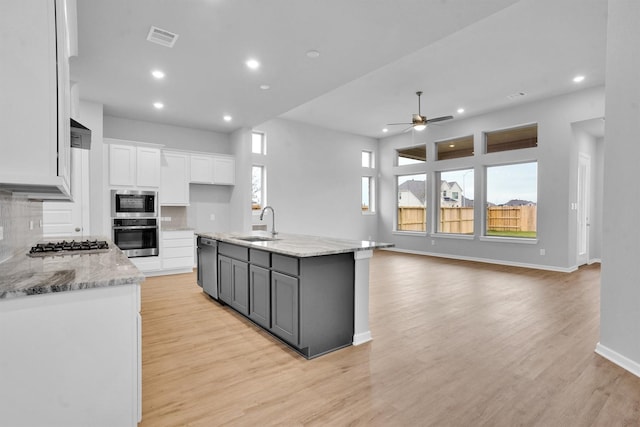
507, 92, 527, 100
146, 26, 179, 48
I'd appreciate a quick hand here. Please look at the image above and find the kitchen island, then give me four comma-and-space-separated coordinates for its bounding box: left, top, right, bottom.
0, 239, 144, 427
196, 231, 393, 358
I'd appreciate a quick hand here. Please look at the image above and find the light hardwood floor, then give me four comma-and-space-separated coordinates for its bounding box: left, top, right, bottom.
138, 251, 640, 426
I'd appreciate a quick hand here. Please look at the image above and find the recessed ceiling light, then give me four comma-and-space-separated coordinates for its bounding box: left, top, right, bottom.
449, 144, 455, 148
223, 115, 232, 122
382, 128, 388, 133
573, 75, 585, 83
306, 50, 320, 58
246, 59, 260, 70
151, 70, 165, 79
457, 108, 465, 114
153, 102, 164, 109
260, 84, 271, 90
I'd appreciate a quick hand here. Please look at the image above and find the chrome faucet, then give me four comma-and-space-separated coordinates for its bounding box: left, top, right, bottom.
260, 206, 278, 237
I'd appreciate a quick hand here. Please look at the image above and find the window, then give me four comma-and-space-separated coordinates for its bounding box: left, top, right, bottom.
438, 169, 474, 234
436, 135, 474, 160
397, 174, 426, 232
485, 124, 537, 154
252, 165, 265, 210
397, 145, 426, 165
362, 150, 374, 168
252, 131, 265, 154
362, 176, 375, 213
486, 162, 537, 238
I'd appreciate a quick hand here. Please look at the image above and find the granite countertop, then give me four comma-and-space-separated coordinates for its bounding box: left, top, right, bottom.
0, 237, 145, 300
196, 231, 394, 258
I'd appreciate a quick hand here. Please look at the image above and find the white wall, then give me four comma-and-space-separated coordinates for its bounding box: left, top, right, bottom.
252, 118, 379, 241
377, 86, 605, 271
228, 127, 253, 233
598, 0, 640, 377
103, 115, 230, 154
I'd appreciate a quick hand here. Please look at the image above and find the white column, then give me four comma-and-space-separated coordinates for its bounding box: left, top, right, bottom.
353, 249, 373, 345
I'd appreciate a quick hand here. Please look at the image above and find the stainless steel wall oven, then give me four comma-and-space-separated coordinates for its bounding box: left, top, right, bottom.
112, 218, 159, 257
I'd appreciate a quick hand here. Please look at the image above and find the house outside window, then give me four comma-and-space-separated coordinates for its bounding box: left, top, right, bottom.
438, 169, 474, 234
397, 174, 426, 232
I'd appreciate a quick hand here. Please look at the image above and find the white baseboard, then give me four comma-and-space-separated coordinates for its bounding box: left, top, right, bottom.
382, 247, 578, 273
595, 342, 640, 378
353, 331, 372, 346
588, 258, 602, 265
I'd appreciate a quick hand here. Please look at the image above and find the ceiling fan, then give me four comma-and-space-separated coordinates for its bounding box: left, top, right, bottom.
387, 91, 453, 132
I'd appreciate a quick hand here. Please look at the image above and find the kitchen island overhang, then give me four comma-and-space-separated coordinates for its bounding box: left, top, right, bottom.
196, 231, 393, 358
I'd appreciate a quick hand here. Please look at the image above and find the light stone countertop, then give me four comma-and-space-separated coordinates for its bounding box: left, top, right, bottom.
0, 237, 145, 300
196, 231, 394, 258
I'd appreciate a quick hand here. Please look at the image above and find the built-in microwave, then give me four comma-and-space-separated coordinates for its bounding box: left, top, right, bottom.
111, 189, 157, 218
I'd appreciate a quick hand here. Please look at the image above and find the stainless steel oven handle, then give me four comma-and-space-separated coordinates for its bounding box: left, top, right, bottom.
112, 226, 158, 230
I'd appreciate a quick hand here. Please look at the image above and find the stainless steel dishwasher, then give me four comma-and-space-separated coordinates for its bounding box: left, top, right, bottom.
197, 236, 218, 299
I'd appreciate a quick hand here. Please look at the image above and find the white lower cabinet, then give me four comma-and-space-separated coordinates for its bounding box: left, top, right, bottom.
0, 284, 141, 427
130, 256, 162, 274
162, 230, 194, 272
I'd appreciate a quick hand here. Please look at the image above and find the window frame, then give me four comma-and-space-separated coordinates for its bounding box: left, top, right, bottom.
361, 176, 376, 215
396, 144, 427, 166
482, 160, 538, 241
362, 150, 374, 168
435, 135, 474, 161
252, 131, 266, 155
484, 123, 537, 154
251, 164, 266, 211
436, 168, 475, 236
395, 173, 427, 234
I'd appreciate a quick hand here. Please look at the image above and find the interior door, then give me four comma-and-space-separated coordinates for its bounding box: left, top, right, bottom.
577, 153, 591, 266
43, 148, 90, 237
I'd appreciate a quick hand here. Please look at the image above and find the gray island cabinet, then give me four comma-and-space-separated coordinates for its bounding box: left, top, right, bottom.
197, 232, 393, 359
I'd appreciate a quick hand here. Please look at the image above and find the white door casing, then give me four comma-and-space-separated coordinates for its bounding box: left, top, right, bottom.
43, 148, 90, 238
577, 153, 590, 266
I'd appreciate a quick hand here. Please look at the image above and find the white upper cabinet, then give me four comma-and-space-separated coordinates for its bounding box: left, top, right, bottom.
189, 154, 235, 185
160, 151, 190, 205
108, 142, 161, 188
0, 0, 74, 199
190, 154, 215, 184
136, 146, 162, 187
212, 156, 235, 185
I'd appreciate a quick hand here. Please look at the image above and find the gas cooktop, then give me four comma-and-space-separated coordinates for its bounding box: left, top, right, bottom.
28, 240, 110, 257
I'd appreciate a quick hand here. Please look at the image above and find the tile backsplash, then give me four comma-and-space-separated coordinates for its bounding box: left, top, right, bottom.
0, 191, 43, 263
160, 206, 188, 229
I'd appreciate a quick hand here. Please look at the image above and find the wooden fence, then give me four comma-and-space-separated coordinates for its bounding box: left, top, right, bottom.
440, 207, 474, 234
397, 207, 426, 231
397, 205, 537, 233
486, 205, 536, 232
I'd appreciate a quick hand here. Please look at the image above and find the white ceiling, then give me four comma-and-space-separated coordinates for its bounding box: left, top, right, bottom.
71, 0, 608, 139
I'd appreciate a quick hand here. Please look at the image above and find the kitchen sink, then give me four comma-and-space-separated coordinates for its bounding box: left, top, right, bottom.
235, 236, 280, 242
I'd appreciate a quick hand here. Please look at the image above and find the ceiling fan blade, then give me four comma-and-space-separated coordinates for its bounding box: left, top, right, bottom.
426, 115, 454, 124
386, 122, 412, 126
401, 125, 414, 133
